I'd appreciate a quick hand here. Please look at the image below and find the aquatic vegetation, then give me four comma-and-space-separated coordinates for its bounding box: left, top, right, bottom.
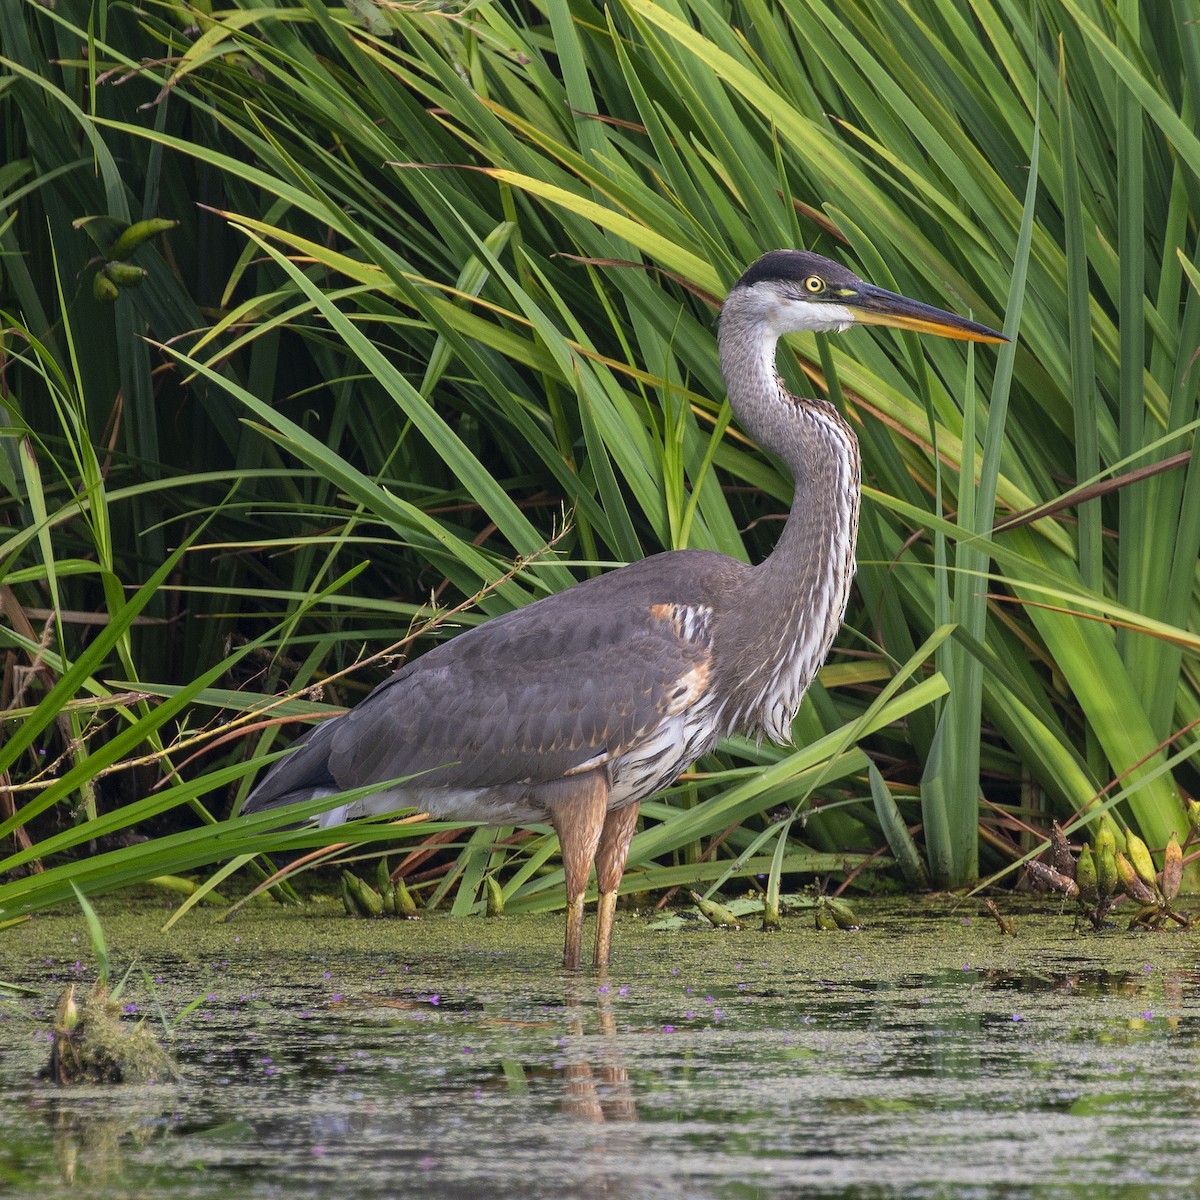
340, 858, 419, 920
42, 980, 177, 1086
1026, 820, 1193, 932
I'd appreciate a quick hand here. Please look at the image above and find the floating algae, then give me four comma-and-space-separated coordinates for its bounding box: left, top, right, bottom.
42, 981, 177, 1085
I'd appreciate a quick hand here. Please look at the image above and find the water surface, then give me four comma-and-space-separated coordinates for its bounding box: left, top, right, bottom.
3, 898, 1199, 1198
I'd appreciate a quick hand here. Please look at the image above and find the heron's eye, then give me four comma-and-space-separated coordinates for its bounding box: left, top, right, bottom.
804, 275, 825, 294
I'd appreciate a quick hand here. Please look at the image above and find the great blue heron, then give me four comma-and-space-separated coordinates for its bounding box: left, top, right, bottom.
242, 250, 1005, 968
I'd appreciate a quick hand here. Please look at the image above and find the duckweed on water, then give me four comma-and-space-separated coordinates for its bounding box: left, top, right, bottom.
5, 898, 1200, 1199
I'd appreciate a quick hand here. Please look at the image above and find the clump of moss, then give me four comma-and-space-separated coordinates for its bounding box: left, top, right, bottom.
42, 982, 177, 1086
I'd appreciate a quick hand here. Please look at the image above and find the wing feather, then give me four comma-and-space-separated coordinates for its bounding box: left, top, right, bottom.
324, 605, 711, 792
242, 549, 742, 815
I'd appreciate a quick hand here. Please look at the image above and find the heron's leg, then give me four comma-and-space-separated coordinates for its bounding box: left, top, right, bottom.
547, 774, 608, 970
593, 802, 640, 968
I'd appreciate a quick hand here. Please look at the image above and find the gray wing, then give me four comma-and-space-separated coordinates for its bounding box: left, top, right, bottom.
242, 555, 728, 813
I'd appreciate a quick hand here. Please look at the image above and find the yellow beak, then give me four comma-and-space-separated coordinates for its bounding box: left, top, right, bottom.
847, 284, 1007, 343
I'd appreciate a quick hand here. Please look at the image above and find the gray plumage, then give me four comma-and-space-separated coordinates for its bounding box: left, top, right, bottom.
242, 249, 1004, 967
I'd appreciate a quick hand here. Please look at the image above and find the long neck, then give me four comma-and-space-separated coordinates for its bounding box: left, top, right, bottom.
716, 311, 862, 742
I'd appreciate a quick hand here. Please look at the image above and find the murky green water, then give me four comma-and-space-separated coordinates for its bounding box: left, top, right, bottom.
3, 897, 1200, 1198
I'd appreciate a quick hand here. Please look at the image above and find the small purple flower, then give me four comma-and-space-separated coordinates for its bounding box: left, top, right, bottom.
662, 1024, 675, 1032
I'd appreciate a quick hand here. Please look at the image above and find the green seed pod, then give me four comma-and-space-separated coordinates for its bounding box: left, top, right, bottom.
347, 871, 383, 917
1162, 832, 1183, 904
690, 891, 743, 929
393, 877, 418, 918
92, 270, 120, 302
1124, 829, 1158, 889
102, 260, 148, 287
485, 874, 504, 917
1186, 799, 1200, 833
825, 897, 861, 929
814, 904, 839, 932
1094, 817, 1117, 859
54, 984, 79, 1034
1096, 844, 1119, 901
1076, 844, 1098, 905
1115, 851, 1156, 906
341, 871, 359, 917
106, 217, 178, 260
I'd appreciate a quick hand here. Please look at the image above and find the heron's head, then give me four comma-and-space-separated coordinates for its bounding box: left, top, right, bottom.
721, 249, 1007, 344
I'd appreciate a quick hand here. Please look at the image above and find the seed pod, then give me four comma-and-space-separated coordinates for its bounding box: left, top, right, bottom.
690, 891, 743, 929
376, 857, 396, 914
393, 877, 418, 918
92, 270, 120, 302
1026, 860, 1079, 896
1096, 844, 1119, 901
1115, 851, 1157, 906
825, 897, 861, 929
102, 260, 148, 287
814, 904, 839, 932
1186, 799, 1200, 833
54, 984, 79, 1034
1050, 822, 1076, 879
106, 217, 178, 260
1124, 829, 1158, 889
347, 871, 383, 917
1076, 844, 1098, 905
1162, 832, 1183, 904
1094, 817, 1117, 859
341, 871, 360, 917
485, 874, 504, 917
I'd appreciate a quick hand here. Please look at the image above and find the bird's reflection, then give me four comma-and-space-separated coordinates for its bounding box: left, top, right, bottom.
559, 977, 638, 1123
